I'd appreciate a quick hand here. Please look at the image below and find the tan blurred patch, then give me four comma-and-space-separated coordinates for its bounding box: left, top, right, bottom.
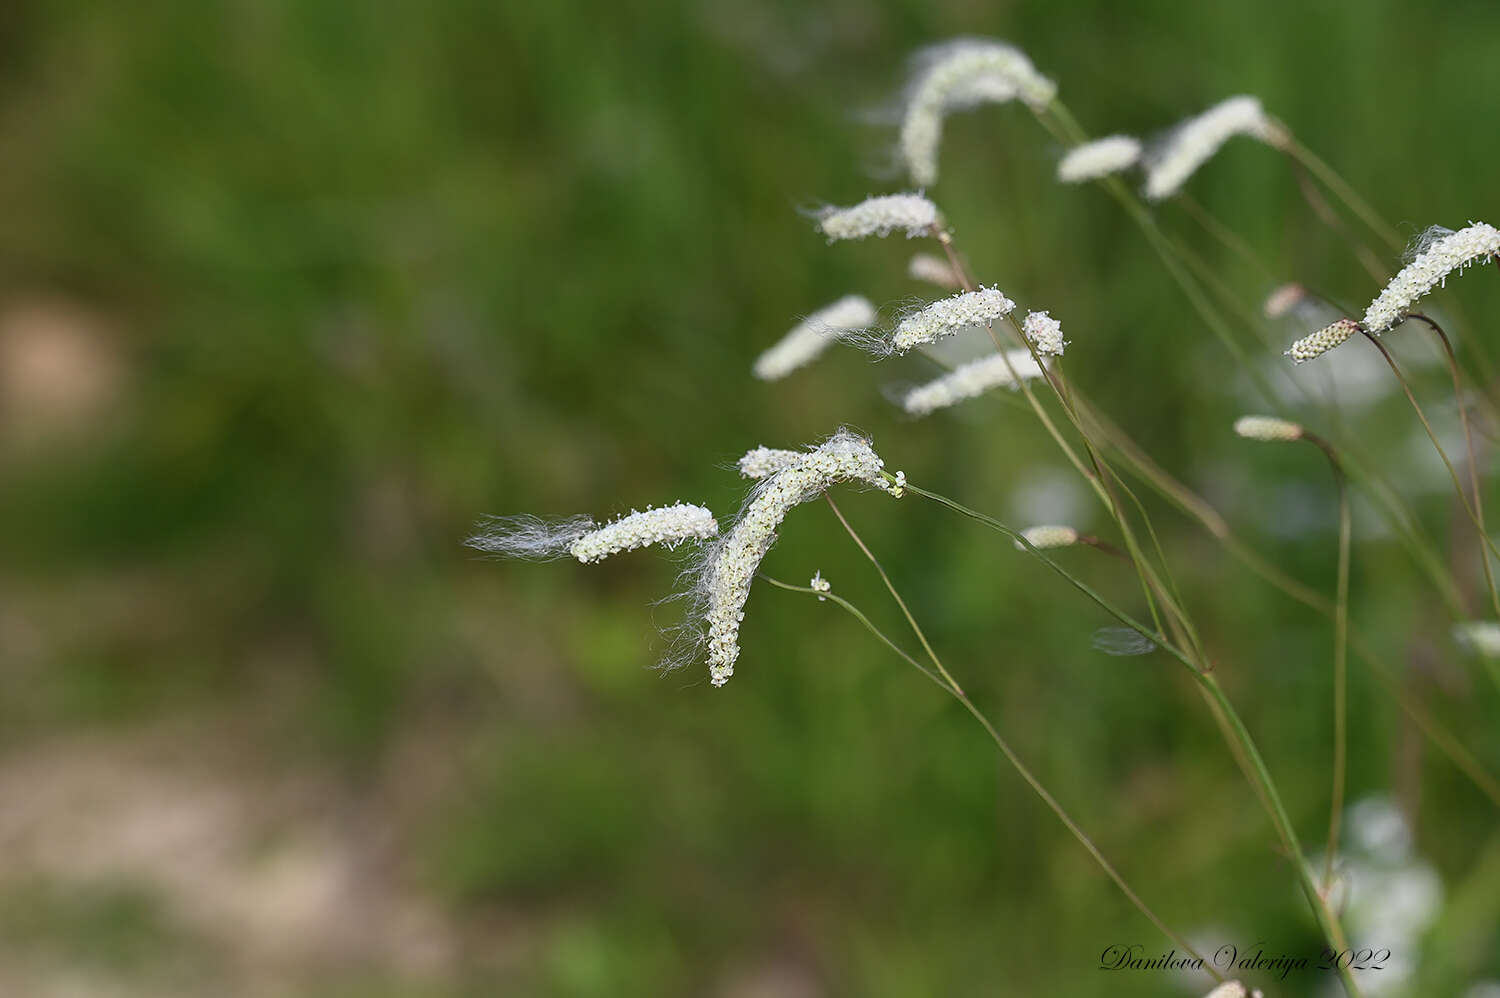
0, 298, 127, 449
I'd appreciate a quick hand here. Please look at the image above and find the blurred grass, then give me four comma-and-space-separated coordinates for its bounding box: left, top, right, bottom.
2, 1, 1500, 995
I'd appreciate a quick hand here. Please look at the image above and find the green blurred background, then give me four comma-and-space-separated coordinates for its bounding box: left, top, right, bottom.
3, 1, 1500, 995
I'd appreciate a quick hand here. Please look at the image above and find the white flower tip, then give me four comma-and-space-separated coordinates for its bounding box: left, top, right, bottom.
568, 502, 719, 563
817, 194, 938, 242
1057, 135, 1141, 183
1285, 317, 1361, 363
1015, 524, 1079, 551
1234, 415, 1305, 443
1022, 310, 1065, 356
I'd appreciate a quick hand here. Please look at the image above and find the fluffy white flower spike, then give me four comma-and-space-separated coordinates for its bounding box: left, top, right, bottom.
468, 503, 718, 564
753, 295, 877, 380
1057, 135, 1142, 183
737, 446, 807, 480
1286, 317, 1361, 363
1234, 415, 1305, 443
901, 348, 1044, 415
899, 38, 1057, 186
1142, 96, 1286, 201
892, 287, 1015, 352
694, 429, 896, 686
1015, 524, 1079, 551
908, 252, 964, 289
817, 194, 938, 242
1362, 222, 1500, 333
1022, 310, 1066, 356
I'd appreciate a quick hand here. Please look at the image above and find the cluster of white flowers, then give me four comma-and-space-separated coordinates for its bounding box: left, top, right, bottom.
752, 295, 876, 381
1263, 282, 1308, 319
818, 194, 938, 242
566, 503, 719, 563
1286, 317, 1361, 363
901, 348, 1043, 415
809, 570, 831, 599
1015, 524, 1079, 551
892, 287, 1015, 352
702, 430, 896, 686
1056, 135, 1142, 183
1142, 96, 1285, 201
1362, 222, 1500, 333
907, 252, 963, 288
1022, 310, 1065, 356
899, 38, 1057, 186
1233, 415, 1305, 443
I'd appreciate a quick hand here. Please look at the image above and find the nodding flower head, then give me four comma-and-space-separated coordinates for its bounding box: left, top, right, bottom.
467, 503, 718, 564
1015, 524, 1079, 551
899, 38, 1057, 186
1057, 135, 1142, 184
1286, 317, 1361, 363
1234, 415, 1305, 443
681, 429, 897, 687
1142, 96, 1286, 202
901, 348, 1044, 416
817, 194, 938, 242
752, 295, 877, 381
908, 252, 964, 289
1022, 310, 1066, 356
1362, 221, 1500, 333
892, 287, 1015, 352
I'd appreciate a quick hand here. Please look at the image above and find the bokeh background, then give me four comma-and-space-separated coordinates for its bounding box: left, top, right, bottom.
3, 1, 1500, 995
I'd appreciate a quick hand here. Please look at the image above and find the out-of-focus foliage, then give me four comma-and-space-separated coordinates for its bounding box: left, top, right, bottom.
2, 1, 1499, 995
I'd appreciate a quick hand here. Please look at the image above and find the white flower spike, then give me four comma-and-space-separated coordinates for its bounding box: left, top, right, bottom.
817, 194, 938, 242
892, 287, 1015, 352
737, 446, 807, 480
467, 503, 718, 563
1362, 222, 1500, 333
1263, 282, 1308, 319
1143, 96, 1286, 202
1022, 310, 1066, 357
1286, 317, 1361, 363
1234, 415, 1305, 443
1015, 525, 1079, 551
899, 38, 1057, 186
901, 348, 1044, 416
752, 295, 876, 380
1057, 135, 1142, 183
908, 252, 964, 289
697, 429, 896, 686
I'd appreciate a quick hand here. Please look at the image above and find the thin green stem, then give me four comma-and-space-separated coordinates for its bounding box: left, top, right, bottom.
1279, 136, 1403, 251
1306, 434, 1351, 890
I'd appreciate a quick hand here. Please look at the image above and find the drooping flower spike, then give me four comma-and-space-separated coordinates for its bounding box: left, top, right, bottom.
892, 287, 1015, 352
1362, 222, 1500, 333
1015, 524, 1080, 551
817, 194, 939, 242
752, 295, 876, 381
1234, 415, 1305, 442
1286, 317, 1361, 364
1057, 135, 1142, 184
467, 503, 719, 564
1142, 95, 1286, 202
899, 38, 1057, 186
901, 348, 1044, 416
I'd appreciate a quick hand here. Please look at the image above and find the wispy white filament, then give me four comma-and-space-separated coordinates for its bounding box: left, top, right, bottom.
892, 287, 1015, 352
1022, 310, 1065, 356
908, 252, 963, 289
1286, 317, 1361, 363
752, 295, 876, 380
899, 38, 1057, 186
695, 429, 895, 686
817, 194, 938, 241
901, 348, 1043, 415
567, 503, 719, 563
1015, 524, 1078, 550
1057, 135, 1141, 183
467, 503, 718, 563
1234, 415, 1304, 442
1142, 96, 1284, 201
1362, 222, 1500, 333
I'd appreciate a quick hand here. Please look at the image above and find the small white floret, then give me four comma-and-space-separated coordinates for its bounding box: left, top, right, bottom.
1057, 135, 1141, 183
1362, 222, 1500, 333
753, 295, 877, 380
892, 287, 1015, 352
809, 570, 831, 600
817, 194, 938, 242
